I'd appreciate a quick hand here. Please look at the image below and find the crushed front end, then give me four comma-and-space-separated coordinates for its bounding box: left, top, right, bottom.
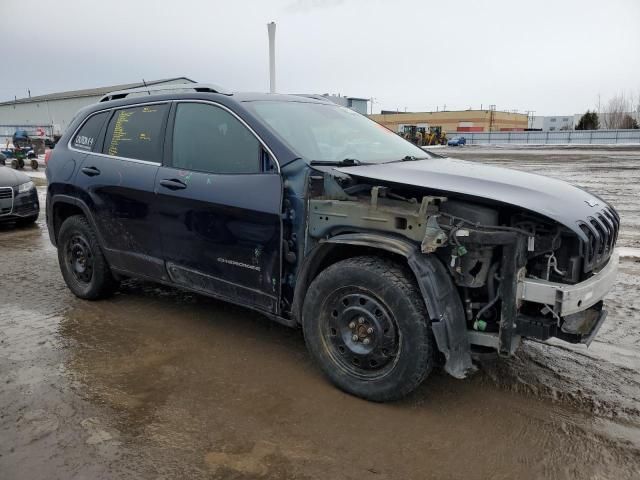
306, 167, 620, 367
435, 203, 620, 355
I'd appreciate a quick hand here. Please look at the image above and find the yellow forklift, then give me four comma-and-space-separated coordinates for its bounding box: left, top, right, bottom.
400, 124, 447, 146
426, 126, 448, 146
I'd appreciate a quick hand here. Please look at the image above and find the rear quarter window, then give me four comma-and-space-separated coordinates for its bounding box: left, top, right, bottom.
103, 104, 168, 162
72, 112, 109, 151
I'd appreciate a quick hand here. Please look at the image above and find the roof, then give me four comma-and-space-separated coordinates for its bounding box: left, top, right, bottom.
0, 77, 196, 106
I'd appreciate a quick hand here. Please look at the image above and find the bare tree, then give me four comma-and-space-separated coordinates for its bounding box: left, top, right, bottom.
602, 92, 634, 129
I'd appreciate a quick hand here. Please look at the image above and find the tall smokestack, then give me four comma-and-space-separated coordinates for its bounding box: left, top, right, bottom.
267, 22, 276, 93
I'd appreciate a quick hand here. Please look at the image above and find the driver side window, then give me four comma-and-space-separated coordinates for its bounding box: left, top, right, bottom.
171, 103, 261, 174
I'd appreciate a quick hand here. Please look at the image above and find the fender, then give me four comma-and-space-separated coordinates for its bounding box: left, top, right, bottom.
48, 194, 105, 248
294, 232, 474, 379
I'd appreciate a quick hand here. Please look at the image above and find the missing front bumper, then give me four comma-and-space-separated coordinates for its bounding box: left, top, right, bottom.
468, 249, 617, 353
519, 250, 619, 317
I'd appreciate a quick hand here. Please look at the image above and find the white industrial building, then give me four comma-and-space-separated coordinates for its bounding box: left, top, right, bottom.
0, 77, 195, 140
543, 115, 575, 131
531, 112, 640, 131
530, 115, 574, 131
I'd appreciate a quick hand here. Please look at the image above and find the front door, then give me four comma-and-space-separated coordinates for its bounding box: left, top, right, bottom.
156, 101, 282, 313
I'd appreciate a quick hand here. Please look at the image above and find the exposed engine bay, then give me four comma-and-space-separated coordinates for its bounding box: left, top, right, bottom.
306, 169, 620, 356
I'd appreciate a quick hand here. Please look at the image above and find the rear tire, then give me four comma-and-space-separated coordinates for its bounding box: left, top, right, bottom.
57, 215, 118, 299
302, 256, 434, 402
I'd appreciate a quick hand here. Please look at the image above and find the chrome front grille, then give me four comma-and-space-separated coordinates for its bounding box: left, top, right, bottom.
0, 187, 13, 216
579, 206, 620, 272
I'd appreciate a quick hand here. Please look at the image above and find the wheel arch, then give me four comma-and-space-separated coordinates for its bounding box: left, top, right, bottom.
293, 232, 474, 379
292, 233, 414, 322
49, 195, 104, 248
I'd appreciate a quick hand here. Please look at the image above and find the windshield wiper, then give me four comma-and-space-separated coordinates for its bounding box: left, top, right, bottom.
382, 155, 430, 164
310, 158, 364, 166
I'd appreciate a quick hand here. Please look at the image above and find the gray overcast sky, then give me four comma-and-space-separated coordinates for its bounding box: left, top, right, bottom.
2, 0, 639, 115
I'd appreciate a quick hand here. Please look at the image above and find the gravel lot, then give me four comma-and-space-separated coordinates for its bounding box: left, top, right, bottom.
1, 147, 640, 479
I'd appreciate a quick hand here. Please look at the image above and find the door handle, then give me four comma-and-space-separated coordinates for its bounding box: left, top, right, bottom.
81, 166, 100, 177
160, 179, 187, 190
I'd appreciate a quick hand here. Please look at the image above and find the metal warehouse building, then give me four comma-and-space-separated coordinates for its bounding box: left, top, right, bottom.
0, 77, 195, 140
369, 109, 529, 134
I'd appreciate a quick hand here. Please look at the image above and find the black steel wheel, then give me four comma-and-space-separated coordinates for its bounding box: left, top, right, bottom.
57, 215, 118, 299
321, 289, 400, 379
64, 234, 94, 285
303, 256, 434, 402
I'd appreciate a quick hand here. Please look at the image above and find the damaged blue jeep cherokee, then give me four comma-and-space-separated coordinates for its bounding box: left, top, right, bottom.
46, 84, 619, 401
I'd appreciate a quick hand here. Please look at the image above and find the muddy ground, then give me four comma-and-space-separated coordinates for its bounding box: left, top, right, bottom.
1, 147, 640, 479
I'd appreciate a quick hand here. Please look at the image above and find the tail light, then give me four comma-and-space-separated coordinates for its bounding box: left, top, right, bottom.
44, 150, 52, 165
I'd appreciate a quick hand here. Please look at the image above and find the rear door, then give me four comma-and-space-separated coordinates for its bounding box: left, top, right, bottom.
156, 101, 282, 313
74, 103, 169, 280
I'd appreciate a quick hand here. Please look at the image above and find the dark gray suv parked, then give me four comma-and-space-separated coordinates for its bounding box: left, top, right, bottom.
46, 83, 619, 401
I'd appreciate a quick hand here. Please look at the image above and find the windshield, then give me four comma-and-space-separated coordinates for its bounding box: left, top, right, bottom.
243, 100, 430, 164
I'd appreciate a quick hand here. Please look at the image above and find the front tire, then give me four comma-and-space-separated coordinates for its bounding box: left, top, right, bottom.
302, 256, 434, 402
57, 215, 118, 299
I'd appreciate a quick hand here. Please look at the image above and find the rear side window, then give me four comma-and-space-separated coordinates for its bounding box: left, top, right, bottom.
72, 112, 108, 151
171, 103, 260, 174
103, 104, 168, 161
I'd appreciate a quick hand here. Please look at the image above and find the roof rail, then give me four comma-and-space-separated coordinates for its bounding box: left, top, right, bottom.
99, 83, 231, 102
